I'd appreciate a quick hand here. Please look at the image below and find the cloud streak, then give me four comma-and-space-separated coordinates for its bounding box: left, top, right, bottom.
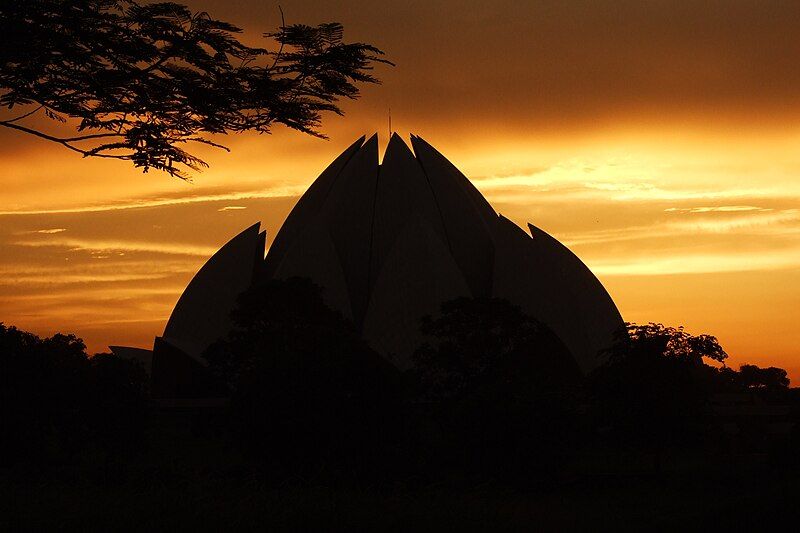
13, 237, 218, 257
0, 187, 303, 216
591, 247, 800, 276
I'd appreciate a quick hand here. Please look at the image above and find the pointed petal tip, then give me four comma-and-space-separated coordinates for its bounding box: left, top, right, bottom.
384, 132, 414, 161
358, 135, 379, 161
409, 134, 435, 158
349, 135, 367, 150
527, 222, 544, 238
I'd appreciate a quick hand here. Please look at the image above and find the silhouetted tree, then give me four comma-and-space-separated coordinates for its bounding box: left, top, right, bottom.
588, 322, 727, 454
1, 323, 90, 463
0, 323, 149, 466
410, 298, 582, 484
738, 364, 790, 390
412, 297, 581, 400
605, 323, 728, 367
86, 353, 150, 452
205, 278, 401, 479
0, 1, 391, 178
714, 365, 745, 392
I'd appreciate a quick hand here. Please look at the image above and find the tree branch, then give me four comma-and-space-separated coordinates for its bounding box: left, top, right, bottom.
61, 132, 124, 142
0, 120, 126, 159
267, 6, 287, 72
0, 120, 90, 155
0, 1, 391, 179
4, 105, 43, 123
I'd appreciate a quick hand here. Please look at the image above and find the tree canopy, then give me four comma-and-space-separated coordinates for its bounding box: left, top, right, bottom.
589, 322, 733, 450
0, 323, 149, 463
0, 0, 391, 178
409, 297, 583, 483
204, 278, 401, 476
411, 297, 581, 402
605, 322, 728, 366
738, 363, 790, 390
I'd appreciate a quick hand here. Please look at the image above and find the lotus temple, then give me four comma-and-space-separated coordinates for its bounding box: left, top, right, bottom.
111, 134, 623, 398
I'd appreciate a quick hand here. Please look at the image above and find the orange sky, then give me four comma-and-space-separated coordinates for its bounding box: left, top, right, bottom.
1, 1, 799, 380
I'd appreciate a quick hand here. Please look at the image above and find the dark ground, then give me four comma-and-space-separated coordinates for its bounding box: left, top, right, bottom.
4, 464, 800, 531
3, 409, 799, 532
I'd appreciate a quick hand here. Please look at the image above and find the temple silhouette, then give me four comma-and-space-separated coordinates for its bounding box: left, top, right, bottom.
112, 134, 623, 398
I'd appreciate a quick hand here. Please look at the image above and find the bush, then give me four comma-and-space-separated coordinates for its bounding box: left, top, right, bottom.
206, 278, 403, 480
409, 298, 582, 484
0, 323, 149, 466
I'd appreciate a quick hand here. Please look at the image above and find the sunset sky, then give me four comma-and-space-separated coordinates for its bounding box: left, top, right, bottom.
1, 1, 799, 379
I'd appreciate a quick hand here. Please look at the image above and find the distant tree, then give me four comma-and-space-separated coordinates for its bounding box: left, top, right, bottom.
205, 277, 401, 478
0, 323, 90, 463
412, 297, 581, 401
588, 322, 727, 452
0, 1, 391, 178
604, 322, 728, 367
0, 323, 149, 465
86, 353, 150, 451
410, 297, 582, 483
738, 364, 790, 390
714, 365, 744, 392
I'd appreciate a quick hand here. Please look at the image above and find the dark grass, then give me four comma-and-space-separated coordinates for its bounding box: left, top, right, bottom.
4, 448, 800, 531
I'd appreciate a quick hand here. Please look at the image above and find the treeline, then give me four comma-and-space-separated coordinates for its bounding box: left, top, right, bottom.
203, 279, 799, 484
1, 278, 798, 485
0, 325, 148, 465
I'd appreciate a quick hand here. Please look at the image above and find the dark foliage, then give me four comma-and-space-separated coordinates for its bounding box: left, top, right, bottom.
86, 352, 150, 450
0, 324, 89, 463
205, 278, 402, 479
0, 0, 391, 178
588, 322, 730, 450
412, 297, 582, 401
410, 298, 583, 484
738, 364, 790, 390
0, 323, 149, 465
1, 306, 795, 505
604, 322, 728, 366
